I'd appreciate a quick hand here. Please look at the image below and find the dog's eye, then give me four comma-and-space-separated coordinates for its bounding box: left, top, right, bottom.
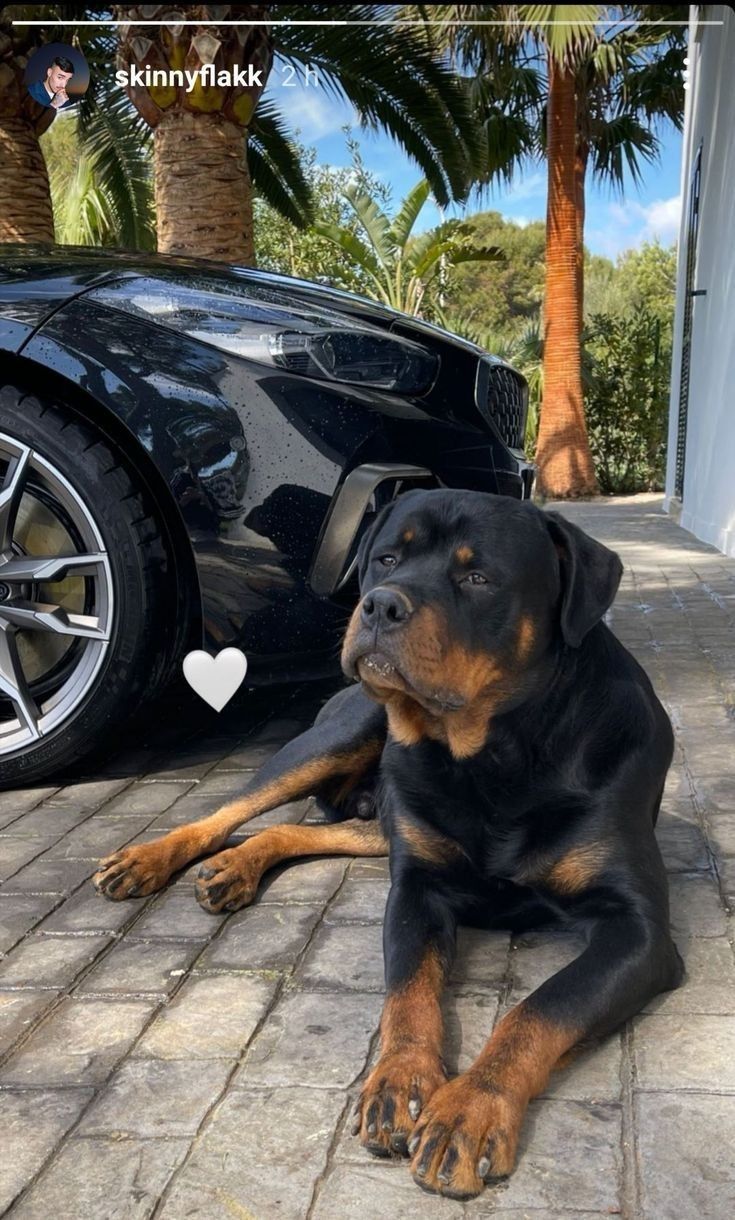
377, 554, 397, 567
463, 571, 488, 586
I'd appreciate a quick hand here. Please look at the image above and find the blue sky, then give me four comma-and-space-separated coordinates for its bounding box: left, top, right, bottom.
269, 63, 683, 262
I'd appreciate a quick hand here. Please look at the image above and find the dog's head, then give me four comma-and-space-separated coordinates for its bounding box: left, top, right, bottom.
341, 490, 622, 756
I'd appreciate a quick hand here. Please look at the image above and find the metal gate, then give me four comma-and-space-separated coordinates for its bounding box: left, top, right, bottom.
675, 141, 704, 499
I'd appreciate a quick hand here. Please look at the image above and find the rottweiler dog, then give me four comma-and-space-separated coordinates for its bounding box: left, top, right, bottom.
95, 489, 683, 1200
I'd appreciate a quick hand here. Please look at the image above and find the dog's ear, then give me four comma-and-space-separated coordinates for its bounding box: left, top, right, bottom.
355, 500, 398, 586
544, 510, 623, 647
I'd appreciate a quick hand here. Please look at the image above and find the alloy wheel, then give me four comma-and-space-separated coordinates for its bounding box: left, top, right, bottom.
0, 431, 114, 756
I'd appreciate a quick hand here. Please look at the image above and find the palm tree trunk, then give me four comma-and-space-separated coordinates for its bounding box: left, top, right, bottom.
536, 55, 597, 498
0, 116, 54, 243
154, 110, 254, 263
575, 140, 588, 326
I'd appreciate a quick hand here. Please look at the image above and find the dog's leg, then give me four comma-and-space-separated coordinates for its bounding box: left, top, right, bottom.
353, 870, 457, 1159
406, 906, 683, 1199
195, 817, 387, 912
94, 686, 385, 901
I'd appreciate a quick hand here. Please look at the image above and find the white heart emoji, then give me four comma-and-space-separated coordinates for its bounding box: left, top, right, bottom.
182, 648, 248, 712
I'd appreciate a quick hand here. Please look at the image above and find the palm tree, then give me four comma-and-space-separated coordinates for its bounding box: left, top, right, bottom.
536, 13, 599, 498
114, 3, 483, 263
0, 3, 159, 246
416, 4, 599, 495
2, 5, 482, 259
411, 4, 683, 497
41, 87, 317, 251
314, 177, 503, 316
572, 4, 686, 317
0, 12, 56, 242
519, 4, 684, 496
0, 4, 312, 246
115, 3, 274, 260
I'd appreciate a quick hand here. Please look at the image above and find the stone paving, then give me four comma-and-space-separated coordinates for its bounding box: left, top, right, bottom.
1, 492, 734, 1220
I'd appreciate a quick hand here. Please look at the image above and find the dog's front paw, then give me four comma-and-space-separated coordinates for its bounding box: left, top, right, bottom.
194, 846, 263, 913
93, 843, 171, 900
408, 1071, 523, 1199
352, 1049, 446, 1158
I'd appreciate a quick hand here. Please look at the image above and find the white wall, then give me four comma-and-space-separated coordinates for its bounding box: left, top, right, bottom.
664, 5, 735, 557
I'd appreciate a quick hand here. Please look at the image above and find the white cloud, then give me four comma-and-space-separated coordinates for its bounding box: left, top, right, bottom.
270, 75, 356, 142
587, 195, 681, 257
290, 90, 349, 140
637, 196, 681, 241
608, 201, 630, 227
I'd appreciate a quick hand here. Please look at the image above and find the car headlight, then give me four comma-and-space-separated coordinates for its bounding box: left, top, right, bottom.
88, 275, 438, 395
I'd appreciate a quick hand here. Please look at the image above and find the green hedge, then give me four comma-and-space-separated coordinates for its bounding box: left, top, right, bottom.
584, 310, 671, 494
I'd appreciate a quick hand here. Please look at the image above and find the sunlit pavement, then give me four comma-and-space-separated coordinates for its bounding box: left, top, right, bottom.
1, 493, 733, 1218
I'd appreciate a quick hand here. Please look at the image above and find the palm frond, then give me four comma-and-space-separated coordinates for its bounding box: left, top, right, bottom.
480, 111, 539, 182
589, 36, 628, 83
519, 4, 601, 64
622, 45, 686, 131
464, 53, 542, 182
409, 240, 460, 282
445, 245, 505, 268
76, 75, 153, 249
271, 3, 483, 202
590, 112, 659, 191
249, 100, 313, 227
50, 152, 111, 245
411, 238, 503, 281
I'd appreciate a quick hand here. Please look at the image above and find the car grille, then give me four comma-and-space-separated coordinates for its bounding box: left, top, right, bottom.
481, 363, 527, 450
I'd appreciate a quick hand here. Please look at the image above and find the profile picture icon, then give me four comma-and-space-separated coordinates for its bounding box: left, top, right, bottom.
24, 42, 89, 112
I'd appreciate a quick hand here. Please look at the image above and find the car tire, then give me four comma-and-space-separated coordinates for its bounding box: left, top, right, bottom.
0, 385, 174, 788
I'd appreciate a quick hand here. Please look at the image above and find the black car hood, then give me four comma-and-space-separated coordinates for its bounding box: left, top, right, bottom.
0, 244, 492, 361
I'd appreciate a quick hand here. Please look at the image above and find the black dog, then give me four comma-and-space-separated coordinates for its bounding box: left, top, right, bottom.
95, 489, 683, 1199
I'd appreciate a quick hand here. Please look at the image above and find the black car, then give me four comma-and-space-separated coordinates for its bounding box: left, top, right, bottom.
0, 247, 533, 786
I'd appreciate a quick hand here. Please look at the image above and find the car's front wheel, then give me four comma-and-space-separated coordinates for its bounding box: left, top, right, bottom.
0, 386, 173, 788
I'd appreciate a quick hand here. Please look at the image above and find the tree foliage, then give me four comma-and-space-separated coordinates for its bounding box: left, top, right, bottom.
256, 145, 504, 317
41, 106, 155, 249
613, 240, 678, 323
585, 309, 669, 493
444, 212, 546, 338
253, 136, 391, 295
313, 179, 503, 316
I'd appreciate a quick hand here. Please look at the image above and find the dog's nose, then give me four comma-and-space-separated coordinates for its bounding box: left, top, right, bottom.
360, 587, 412, 630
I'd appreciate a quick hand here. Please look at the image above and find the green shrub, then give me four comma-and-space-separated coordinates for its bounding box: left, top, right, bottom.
584, 310, 671, 493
